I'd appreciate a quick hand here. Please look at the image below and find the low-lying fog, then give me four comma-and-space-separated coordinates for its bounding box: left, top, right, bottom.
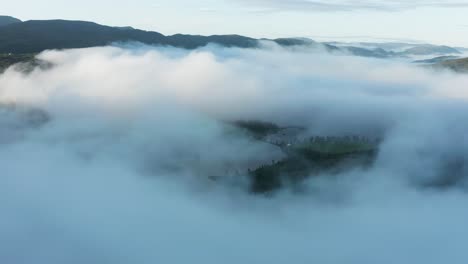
1, 44, 468, 263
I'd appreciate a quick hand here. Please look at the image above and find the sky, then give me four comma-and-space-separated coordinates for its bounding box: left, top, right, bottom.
3, 0, 468, 46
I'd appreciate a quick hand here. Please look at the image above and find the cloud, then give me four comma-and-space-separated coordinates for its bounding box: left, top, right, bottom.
230, 0, 468, 12
1, 44, 468, 263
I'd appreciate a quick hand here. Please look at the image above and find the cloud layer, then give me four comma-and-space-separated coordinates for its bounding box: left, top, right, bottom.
1, 44, 468, 263
231, 0, 468, 12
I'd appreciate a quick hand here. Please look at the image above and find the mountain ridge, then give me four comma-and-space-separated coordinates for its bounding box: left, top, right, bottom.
0, 17, 464, 61
0, 19, 280, 53
0, 15, 22, 27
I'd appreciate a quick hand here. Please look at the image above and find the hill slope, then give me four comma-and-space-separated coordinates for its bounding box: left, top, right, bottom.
413, 56, 460, 64
0, 16, 21, 27
0, 20, 261, 53
0, 20, 167, 53
436, 57, 468, 73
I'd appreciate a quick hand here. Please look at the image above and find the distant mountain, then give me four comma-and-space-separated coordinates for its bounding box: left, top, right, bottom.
0, 16, 21, 27
340, 46, 396, 58
401, 45, 461, 56
328, 41, 463, 57
269, 38, 316, 47
0, 19, 260, 53
413, 56, 460, 64
166, 34, 257, 49
356, 42, 418, 51
0, 20, 166, 53
0, 18, 464, 62
435, 57, 468, 73
0, 18, 390, 58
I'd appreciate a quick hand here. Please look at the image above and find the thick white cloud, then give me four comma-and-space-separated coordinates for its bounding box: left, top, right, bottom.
1, 44, 468, 263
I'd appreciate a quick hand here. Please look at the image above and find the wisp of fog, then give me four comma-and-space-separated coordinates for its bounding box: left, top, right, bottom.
1, 44, 468, 263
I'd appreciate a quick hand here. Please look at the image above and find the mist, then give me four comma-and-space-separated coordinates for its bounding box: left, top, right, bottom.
1, 44, 468, 263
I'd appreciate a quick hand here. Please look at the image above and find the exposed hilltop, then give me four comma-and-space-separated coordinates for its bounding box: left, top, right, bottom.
232, 120, 379, 193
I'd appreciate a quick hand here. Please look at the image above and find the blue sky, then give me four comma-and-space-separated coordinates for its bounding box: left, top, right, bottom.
3, 0, 468, 46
